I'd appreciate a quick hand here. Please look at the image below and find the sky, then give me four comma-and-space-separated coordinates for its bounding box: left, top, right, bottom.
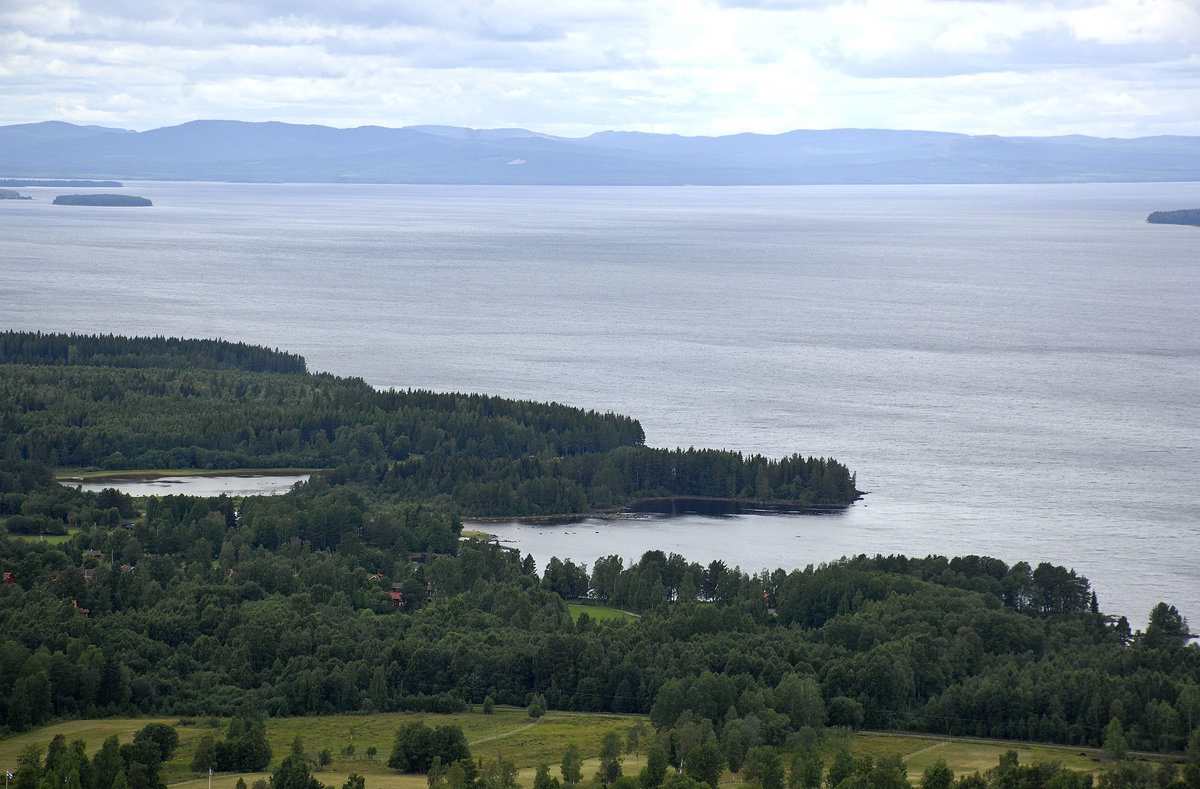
2, 0, 1199, 138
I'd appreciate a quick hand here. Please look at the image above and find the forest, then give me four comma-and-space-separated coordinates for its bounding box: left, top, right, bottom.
0, 331, 1198, 788
0, 331, 857, 515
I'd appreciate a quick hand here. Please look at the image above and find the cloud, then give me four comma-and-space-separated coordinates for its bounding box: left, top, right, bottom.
825, 25, 1195, 79
0, 0, 1197, 137
785, 0, 1200, 80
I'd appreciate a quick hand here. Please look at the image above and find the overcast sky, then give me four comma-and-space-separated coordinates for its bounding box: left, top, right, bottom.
2, 0, 1198, 138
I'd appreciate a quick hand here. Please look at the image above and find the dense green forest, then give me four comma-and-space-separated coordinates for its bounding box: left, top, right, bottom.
1, 482, 1198, 752
0, 331, 857, 514
0, 331, 1196, 774
1, 459, 1198, 754
0, 332, 308, 373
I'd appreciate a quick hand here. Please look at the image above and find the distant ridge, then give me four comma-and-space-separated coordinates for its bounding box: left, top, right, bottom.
2, 119, 1199, 185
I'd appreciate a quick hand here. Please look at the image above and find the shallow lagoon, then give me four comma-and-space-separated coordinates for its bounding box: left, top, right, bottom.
63, 473, 309, 497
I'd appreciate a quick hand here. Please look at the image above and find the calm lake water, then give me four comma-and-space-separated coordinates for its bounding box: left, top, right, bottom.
3, 180, 1198, 629
65, 474, 309, 497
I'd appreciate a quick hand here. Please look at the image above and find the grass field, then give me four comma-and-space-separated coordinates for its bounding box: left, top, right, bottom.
0, 710, 639, 789
0, 715, 1167, 789
4, 530, 76, 544
459, 530, 493, 540
567, 604, 639, 623
844, 733, 1116, 780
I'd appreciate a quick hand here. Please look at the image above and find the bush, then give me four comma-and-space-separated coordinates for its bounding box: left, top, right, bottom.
388, 722, 470, 773
4, 514, 66, 535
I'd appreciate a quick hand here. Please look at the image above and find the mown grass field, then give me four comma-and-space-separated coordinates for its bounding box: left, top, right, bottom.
567, 604, 639, 623
842, 732, 1115, 779
0, 710, 637, 789
4, 530, 76, 544
0, 714, 1165, 789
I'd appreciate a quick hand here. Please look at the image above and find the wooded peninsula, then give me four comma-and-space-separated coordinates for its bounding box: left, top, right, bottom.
0, 331, 1197, 789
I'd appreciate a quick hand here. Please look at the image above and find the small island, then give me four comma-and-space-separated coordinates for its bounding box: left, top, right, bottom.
1146, 208, 1200, 227
53, 193, 152, 206
0, 188, 32, 200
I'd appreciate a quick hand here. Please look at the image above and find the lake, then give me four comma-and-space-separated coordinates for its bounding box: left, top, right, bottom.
3, 180, 1198, 629
63, 473, 310, 497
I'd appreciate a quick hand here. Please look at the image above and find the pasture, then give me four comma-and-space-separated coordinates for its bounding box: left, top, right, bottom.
0, 713, 1166, 789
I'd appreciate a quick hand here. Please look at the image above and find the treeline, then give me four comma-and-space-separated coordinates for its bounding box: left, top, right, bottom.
0, 331, 307, 373
1, 459, 138, 536
10, 722, 181, 789
1, 501, 1196, 753
367, 446, 857, 515
0, 362, 644, 474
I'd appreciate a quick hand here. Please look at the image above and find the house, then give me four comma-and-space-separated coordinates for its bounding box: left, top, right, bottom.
120, 564, 135, 573
83, 549, 104, 560
81, 568, 96, 582
389, 582, 404, 608
2, 571, 14, 584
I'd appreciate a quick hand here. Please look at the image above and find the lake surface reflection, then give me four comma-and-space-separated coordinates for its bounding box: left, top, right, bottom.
64, 474, 309, 497
477, 512, 854, 576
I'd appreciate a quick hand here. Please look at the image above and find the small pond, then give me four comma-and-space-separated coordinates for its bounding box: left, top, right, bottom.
61, 473, 309, 497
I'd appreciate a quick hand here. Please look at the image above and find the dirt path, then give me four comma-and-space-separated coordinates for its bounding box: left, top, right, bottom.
903, 740, 949, 760
469, 718, 541, 746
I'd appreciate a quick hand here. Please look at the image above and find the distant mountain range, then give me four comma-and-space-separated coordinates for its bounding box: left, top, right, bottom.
3, 120, 1199, 185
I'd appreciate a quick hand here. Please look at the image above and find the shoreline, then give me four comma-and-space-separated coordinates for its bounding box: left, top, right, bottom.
465, 494, 859, 525
56, 468, 318, 483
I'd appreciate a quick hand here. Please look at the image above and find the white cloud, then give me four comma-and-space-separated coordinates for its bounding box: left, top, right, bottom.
0, 0, 1196, 136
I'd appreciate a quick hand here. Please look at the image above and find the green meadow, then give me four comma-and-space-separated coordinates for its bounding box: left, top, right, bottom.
567, 604, 640, 623
0, 711, 636, 788
0, 713, 1163, 789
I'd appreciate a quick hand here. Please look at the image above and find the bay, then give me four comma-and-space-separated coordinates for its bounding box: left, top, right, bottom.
2, 180, 1198, 628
